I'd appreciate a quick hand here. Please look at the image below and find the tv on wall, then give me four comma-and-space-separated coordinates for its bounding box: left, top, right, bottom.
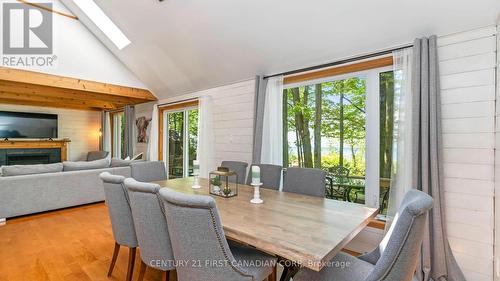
0, 111, 58, 139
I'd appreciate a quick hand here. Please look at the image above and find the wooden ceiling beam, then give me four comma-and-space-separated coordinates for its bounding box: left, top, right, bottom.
0, 67, 157, 101
0, 91, 118, 110
0, 97, 102, 111
0, 80, 145, 107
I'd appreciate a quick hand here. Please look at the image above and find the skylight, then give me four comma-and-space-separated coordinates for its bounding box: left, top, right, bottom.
73, 0, 131, 50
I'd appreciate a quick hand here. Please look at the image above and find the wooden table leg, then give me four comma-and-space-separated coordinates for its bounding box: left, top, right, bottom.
279, 264, 299, 281
269, 265, 277, 281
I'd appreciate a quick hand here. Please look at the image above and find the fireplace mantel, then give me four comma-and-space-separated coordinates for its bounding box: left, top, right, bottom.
0, 139, 71, 162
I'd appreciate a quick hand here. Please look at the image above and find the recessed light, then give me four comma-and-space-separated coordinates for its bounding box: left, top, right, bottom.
73, 0, 131, 50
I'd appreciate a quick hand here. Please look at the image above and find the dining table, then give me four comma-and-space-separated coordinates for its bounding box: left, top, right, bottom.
153, 177, 378, 281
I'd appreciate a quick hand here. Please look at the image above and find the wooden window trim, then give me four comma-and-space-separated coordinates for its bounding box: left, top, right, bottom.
283, 56, 393, 85
158, 100, 199, 161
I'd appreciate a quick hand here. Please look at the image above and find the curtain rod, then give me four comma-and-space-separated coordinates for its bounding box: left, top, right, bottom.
157, 98, 198, 108
263, 44, 413, 79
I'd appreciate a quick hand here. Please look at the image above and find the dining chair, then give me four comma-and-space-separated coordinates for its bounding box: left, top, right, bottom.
99, 172, 138, 281
221, 160, 248, 184
124, 178, 175, 281
293, 189, 434, 281
159, 188, 277, 281
282, 167, 326, 197
246, 164, 283, 190
327, 165, 351, 201
131, 161, 167, 182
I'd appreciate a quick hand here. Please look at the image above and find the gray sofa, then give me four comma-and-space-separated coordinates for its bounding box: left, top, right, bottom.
0, 161, 131, 220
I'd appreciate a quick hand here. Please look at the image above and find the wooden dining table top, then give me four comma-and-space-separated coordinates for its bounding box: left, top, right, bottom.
153, 177, 378, 272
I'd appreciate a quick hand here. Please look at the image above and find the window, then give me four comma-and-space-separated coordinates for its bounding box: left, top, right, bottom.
159, 101, 199, 179
110, 111, 125, 159
283, 59, 394, 212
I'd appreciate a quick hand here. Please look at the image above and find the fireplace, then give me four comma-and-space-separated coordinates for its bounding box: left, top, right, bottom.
0, 148, 61, 166
7, 153, 51, 165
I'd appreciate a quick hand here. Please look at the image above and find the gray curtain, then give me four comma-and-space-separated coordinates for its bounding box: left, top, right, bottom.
251, 75, 268, 164
100, 111, 106, 150
412, 36, 466, 281
124, 105, 135, 158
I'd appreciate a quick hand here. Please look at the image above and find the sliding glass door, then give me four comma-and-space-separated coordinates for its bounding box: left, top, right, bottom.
163, 107, 198, 179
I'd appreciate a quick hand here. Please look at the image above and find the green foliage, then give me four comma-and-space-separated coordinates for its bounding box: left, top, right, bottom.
211, 176, 222, 186
285, 77, 367, 175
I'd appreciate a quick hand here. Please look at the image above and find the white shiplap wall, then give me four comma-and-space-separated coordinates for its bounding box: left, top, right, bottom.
495, 20, 500, 281
346, 26, 497, 281
211, 80, 255, 166
147, 79, 256, 170
440, 26, 496, 281
0, 104, 101, 161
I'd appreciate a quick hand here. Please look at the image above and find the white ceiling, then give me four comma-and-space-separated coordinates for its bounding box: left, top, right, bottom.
61, 0, 500, 99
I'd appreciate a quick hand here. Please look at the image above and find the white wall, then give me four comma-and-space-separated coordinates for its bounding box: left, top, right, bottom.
0, 104, 101, 161
495, 19, 500, 281
2, 0, 147, 89
139, 79, 255, 168
440, 26, 496, 281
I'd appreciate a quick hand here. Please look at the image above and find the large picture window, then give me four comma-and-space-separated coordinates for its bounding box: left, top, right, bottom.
283, 65, 394, 212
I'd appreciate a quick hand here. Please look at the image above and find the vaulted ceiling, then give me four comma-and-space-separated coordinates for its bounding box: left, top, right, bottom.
61, 0, 500, 99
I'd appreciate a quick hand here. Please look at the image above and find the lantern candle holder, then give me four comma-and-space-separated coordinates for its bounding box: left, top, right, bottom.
209, 167, 238, 198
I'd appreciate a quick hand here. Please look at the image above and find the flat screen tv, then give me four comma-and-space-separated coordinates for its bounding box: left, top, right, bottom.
0, 111, 58, 139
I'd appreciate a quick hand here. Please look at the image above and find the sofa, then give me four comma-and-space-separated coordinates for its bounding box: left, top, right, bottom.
0, 158, 135, 220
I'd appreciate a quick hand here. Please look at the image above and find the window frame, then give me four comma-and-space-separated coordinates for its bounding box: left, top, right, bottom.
283, 65, 393, 209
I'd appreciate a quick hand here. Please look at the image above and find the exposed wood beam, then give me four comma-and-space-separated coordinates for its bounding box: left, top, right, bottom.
284, 56, 393, 85
0, 80, 143, 106
0, 67, 157, 101
16, 0, 78, 20
0, 97, 102, 111
0, 91, 117, 109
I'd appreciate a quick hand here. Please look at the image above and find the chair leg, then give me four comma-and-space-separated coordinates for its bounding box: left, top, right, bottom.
137, 261, 147, 281
107, 242, 120, 277
126, 247, 137, 281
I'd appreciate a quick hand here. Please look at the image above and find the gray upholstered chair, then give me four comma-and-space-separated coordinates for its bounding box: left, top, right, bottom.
282, 167, 326, 197
131, 161, 167, 182
99, 172, 138, 281
159, 188, 277, 281
221, 160, 248, 184
294, 189, 434, 281
87, 150, 109, 161
124, 178, 175, 281
246, 164, 283, 190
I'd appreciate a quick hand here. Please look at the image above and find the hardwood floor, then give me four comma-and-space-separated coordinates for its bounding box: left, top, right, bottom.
0, 203, 166, 281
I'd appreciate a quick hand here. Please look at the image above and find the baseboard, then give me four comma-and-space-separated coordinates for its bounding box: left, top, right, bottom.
0, 218, 6, 226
